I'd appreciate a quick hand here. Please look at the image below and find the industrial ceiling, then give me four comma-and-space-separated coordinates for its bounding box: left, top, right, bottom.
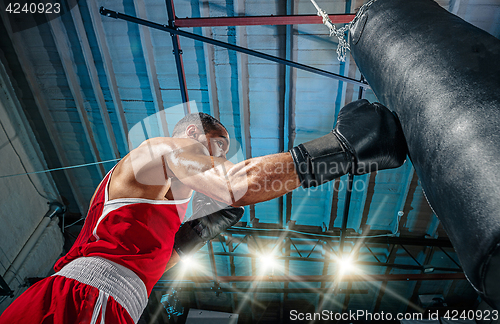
1, 0, 499, 322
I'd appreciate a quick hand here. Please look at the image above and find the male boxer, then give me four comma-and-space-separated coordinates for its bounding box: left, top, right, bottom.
0, 99, 407, 323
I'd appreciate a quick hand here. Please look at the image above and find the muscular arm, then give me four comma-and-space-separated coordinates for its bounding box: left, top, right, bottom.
226, 153, 301, 206
166, 139, 301, 206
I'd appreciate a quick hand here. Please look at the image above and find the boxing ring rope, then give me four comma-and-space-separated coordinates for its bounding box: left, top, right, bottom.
0, 159, 121, 179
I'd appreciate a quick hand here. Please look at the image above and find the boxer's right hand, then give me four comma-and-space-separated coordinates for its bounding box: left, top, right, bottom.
290, 99, 408, 188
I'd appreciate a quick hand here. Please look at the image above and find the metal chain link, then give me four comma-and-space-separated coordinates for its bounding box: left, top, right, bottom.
310, 0, 376, 61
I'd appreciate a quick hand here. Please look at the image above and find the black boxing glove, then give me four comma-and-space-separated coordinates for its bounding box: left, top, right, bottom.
173, 192, 244, 257
290, 99, 408, 188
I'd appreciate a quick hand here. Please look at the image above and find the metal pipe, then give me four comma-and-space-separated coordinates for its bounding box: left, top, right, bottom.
3, 202, 65, 285
165, 0, 190, 114
99, 7, 369, 88
174, 14, 355, 27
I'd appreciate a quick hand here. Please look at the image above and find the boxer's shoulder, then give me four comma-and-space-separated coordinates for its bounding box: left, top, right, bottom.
135, 137, 209, 156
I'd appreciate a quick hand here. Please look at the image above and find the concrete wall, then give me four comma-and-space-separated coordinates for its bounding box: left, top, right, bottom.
0, 60, 64, 313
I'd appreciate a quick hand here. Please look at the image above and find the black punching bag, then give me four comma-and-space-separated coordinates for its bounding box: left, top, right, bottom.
349, 0, 500, 309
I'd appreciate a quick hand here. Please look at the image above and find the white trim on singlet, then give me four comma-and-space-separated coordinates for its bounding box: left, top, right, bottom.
92, 166, 191, 240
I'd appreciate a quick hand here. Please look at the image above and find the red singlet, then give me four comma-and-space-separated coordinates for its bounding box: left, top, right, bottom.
55, 166, 190, 294
0, 166, 190, 324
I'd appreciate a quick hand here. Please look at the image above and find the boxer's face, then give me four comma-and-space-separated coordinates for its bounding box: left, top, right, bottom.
187, 124, 230, 159
205, 127, 230, 159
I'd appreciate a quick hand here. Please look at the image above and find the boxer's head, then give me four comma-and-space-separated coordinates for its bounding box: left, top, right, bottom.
172, 113, 229, 159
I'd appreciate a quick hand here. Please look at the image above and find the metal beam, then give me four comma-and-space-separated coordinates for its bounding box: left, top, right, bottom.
343, 250, 359, 312
438, 246, 462, 270
358, 171, 377, 232
406, 246, 436, 313
234, 0, 254, 224
100, 7, 369, 88
225, 228, 454, 247
282, 0, 295, 228
393, 172, 418, 234
47, 16, 106, 178
134, 0, 171, 135
282, 5, 297, 278
165, 0, 191, 114
249, 235, 257, 323
207, 240, 219, 285
206, 251, 460, 272
328, 179, 341, 230
227, 235, 238, 312
340, 76, 365, 253
400, 244, 422, 266
199, 1, 219, 119
153, 286, 369, 294
172, 273, 466, 283
339, 175, 354, 254
69, 0, 120, 159
174, 14, 356, 28
392, 162, 415, 234
318, 242, 332, 308
86, 0, 129, 149
373, 244, 398, 313
283, 237, 291, 314
0, 5, 88, 214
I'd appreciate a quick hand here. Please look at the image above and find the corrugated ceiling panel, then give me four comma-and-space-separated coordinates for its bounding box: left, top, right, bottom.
60, 10, 115, 162
20, 22, 101, 199
101, 0, 162, 140
79, 0, 128, 156
245, 17, 284, 224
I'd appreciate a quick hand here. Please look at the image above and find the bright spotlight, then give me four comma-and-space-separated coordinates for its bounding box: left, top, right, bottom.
338, 256, 355, 275
258, 254, 278, 273
180, 255, 199, 270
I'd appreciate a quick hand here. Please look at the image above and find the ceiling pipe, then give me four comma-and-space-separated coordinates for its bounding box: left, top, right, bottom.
165, 0, 191, 114
99, 7, 369, 88
174, 14, 355, 27
3, 202, 65, 286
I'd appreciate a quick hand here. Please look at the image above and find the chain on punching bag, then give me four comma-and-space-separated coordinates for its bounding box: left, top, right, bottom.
348, 0, 500, 309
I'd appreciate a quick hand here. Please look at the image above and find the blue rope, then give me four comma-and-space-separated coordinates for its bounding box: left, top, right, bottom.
0, 159, 121, 179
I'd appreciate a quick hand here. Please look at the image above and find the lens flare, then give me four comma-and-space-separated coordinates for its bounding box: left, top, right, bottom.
258, 253, 278, 273
338, 255, 355, 275
180, 255, 199, 270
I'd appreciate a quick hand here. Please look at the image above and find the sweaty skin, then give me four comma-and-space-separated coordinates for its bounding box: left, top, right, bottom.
105, 123, 301, 271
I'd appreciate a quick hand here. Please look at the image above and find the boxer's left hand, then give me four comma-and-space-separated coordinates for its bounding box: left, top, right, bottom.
173, 192, 244, 257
